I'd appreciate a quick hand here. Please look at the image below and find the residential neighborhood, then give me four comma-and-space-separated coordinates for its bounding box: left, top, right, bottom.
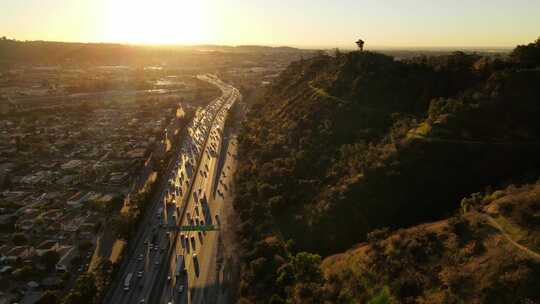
0, 66, 221, 304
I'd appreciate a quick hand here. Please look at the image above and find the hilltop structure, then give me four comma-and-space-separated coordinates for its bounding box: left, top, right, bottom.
356, 38, 365, 51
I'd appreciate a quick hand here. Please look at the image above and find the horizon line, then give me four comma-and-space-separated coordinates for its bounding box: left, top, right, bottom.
1, 37, 516, 51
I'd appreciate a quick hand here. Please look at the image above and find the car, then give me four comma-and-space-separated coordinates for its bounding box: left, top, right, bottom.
180, 234, 186, 247
140, 299, 145, 303
155, 260, 160, 265
178, 285, 184, 293
137, 254, 143, 261
137, 271, 143, 278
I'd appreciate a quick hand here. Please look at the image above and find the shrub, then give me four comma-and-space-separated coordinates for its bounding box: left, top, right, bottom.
368, 286, 392, 304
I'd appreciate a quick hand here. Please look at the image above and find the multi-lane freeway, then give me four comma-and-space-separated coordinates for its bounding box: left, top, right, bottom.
106, 75, 240, 304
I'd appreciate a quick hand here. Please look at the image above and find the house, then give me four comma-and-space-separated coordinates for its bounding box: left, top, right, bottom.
55, 246, 77, 272
61, 159, 83, 170
109, 172, 129, 185
35, 240, 59, 256
6, 246, 35, 260
0, 265, 12, 274
15, 219, 34, 231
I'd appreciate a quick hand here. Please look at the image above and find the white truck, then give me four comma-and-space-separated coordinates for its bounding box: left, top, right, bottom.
124, 272, 133, 291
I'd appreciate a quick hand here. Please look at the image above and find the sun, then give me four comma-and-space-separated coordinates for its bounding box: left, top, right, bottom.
106, 0, 206, 44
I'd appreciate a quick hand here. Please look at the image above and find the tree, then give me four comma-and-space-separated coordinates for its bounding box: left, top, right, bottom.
62, 292, 83, 304
36, 290, 59, 304
78, 241, 93, 252
93, 258, 114, 300
62, 271, 71, 282
460, 192, 483, 213
12, 233, 27, 245
111, 212, 137, 239
12, 266, 35, 281
288, 252, 325, 303
510, 37, 540, 68
63, 274, 97, 304
291, 252, 323, 283
41, 250, 60, 270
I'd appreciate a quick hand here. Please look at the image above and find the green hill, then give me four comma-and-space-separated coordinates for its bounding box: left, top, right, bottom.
234, 38, 540, 303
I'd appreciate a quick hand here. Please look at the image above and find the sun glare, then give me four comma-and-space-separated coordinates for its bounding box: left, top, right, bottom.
106, 0, 206, 45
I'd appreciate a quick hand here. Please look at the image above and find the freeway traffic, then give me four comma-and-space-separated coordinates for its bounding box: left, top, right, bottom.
157, 77, 239, 304
105, 75, 240, 304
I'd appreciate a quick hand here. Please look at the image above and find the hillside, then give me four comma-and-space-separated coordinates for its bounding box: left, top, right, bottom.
322, 182, 540, 303
233, 38, 540, 303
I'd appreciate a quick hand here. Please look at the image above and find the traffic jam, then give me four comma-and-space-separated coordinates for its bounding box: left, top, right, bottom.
119, 75, 238, 304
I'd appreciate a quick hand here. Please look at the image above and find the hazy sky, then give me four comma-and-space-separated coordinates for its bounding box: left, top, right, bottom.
2, 0, 539, 48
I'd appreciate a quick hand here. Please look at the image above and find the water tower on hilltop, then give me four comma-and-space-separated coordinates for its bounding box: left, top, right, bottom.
356, 39, 365, 51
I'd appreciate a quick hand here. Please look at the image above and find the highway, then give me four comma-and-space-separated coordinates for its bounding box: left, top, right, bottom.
156, 77, 239, 304
105, 75, 239, 304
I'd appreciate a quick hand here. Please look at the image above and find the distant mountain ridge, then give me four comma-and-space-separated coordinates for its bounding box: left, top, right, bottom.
0, 38, 309, 66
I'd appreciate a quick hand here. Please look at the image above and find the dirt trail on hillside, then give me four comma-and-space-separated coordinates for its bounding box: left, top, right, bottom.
482, 213, 540, 261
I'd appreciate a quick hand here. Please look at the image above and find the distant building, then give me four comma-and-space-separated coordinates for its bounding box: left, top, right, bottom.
356, 39, 365, 51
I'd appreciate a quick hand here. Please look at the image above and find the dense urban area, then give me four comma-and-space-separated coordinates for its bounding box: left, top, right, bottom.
0, 39, 311, 304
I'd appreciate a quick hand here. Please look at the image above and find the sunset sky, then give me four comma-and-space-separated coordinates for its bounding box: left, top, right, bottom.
2, 0, 539, 48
